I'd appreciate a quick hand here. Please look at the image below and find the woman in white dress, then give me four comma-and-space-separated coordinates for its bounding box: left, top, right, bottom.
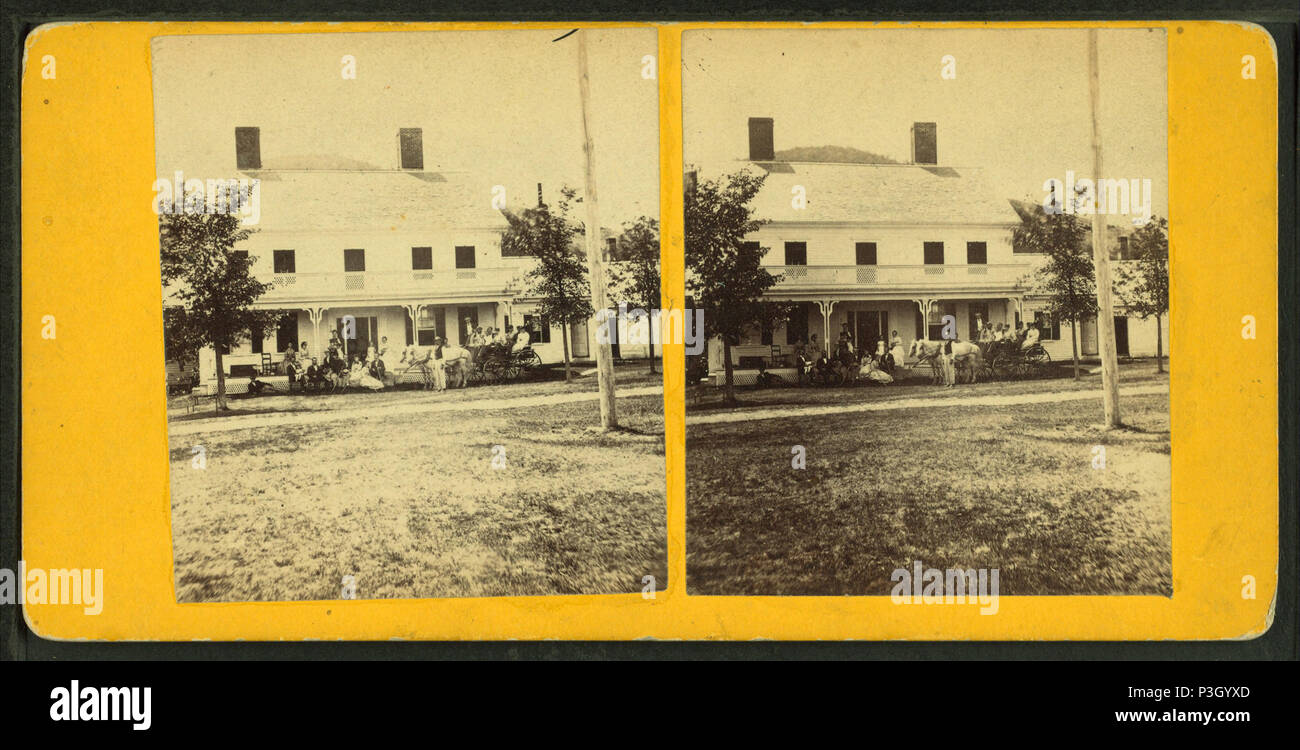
349, 356, 384, 391
889, 330, 906, 374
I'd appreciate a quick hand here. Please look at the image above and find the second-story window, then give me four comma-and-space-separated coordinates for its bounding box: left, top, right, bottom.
855, 242, 877, 265
344, 248, 365, 272
784, 241, 807, 265
966, 241, 987, 264
923, 241, 944, 265
273, 249, 295, 274
412, 247, 433, 270
455, 246, 476, 269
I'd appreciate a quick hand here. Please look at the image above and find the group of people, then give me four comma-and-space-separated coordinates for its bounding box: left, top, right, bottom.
791, 324, 908, 386
248, 321, 539, 396
464, 323, 531, 354
975, 319, 1040, 353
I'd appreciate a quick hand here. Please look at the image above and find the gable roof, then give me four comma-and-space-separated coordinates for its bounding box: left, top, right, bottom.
737, 161, 1022, 226
239, 169, 510, 233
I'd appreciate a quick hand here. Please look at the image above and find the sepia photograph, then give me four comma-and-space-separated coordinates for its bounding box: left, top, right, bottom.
683, 28, 1172, 597
154, 29, 666, 602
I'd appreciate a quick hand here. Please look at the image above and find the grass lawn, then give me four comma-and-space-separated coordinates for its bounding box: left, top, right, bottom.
170, 394, 666, 602
688, 359, 1170, 415
169, 361, 664, 423
687, 392, 1171, 596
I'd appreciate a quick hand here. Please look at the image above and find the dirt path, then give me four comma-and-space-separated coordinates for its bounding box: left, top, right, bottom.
169, 385, 664, 437
687, 383, 1169, 426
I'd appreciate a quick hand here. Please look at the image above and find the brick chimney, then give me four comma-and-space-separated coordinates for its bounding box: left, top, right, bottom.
911, 122, 937, 165
748, 117, 774, 161
235, 127, 261, 170
399, 128, 424, 170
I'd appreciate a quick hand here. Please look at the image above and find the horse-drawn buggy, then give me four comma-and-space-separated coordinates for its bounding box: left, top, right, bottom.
468, 344, 543, 384
981, 338, 1051, 380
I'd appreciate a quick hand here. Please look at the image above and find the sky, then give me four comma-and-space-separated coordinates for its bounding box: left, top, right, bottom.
151, 29, 660, 230
683, 28, 1169, 224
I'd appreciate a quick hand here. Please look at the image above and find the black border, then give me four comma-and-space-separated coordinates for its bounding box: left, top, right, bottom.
1, 1, 1295, 661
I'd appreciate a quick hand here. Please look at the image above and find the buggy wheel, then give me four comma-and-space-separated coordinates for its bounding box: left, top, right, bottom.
1025, 346, 1051, 378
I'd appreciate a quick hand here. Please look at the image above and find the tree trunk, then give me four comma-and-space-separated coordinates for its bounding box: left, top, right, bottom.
722, 338, 736, 405
1070, 318, 1080, 380
562, 320, 572, 382
1155, 313, 1164, 373
214, 347, 229, 411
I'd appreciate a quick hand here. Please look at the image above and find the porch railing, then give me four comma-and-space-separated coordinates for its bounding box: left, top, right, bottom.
262, 266, 522, 299
768, 263, 1029, 288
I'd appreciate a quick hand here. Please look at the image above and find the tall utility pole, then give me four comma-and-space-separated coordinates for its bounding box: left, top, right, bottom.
1088, 29, 1121, 428
577, 29, 618, 430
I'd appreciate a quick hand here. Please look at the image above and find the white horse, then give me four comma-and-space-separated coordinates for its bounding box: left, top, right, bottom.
440, 345, 473, 388
909, 339, 984, 386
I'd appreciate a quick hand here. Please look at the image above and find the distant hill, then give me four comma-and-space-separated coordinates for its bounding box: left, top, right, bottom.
772, 145, 901, 165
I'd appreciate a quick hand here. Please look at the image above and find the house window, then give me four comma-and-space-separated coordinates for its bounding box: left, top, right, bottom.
786, 303, 809, 345
522, 314, 551, 344
273, 249, 295, 274
417, 307, 443, 346
784, 241, 807, 266
455, 246, 476, 269
760, 317, 773, 346
966, 241, 987, 265
1117, 236, 1131, 260
928, 302, 957, 341
923, 241, 945, 265
1034, 311, 1061, 341
344, 248, 365, 272
249, 325, 263, 354
412, 247, 433, 270
855, 242, 877, 265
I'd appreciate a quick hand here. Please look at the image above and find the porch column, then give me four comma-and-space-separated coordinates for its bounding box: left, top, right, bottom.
1006, 296, 1023, 328
816, 299, 838, 350
403, 304, 425, 346
496, 299, 513, 329
913, 298, 935, 341
306, 307, 326, 358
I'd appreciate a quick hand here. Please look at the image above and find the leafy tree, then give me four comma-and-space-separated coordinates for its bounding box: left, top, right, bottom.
607, 216, 661, 373
684, 169, 789, 404
1115, 216, 1169, 372
1014, 196, 1096, 379
502, 187, 593, 382
160, 187, 279, 410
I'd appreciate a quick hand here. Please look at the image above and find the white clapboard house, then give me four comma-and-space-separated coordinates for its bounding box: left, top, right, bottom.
177, 127, 650, 394
699, 118, 1168, 382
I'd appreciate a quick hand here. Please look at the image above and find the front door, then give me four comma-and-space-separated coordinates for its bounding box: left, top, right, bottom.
1113, 316, 1130, 357
337, 316, 377, 360
570, 319, 589, 358
854, 310, 888, 353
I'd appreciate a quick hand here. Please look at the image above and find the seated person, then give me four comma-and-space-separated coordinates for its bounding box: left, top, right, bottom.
512, 325, 532, 353
247, 376, 271, 396
304, 358, 325, 391
1021, 326, 1040, 349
